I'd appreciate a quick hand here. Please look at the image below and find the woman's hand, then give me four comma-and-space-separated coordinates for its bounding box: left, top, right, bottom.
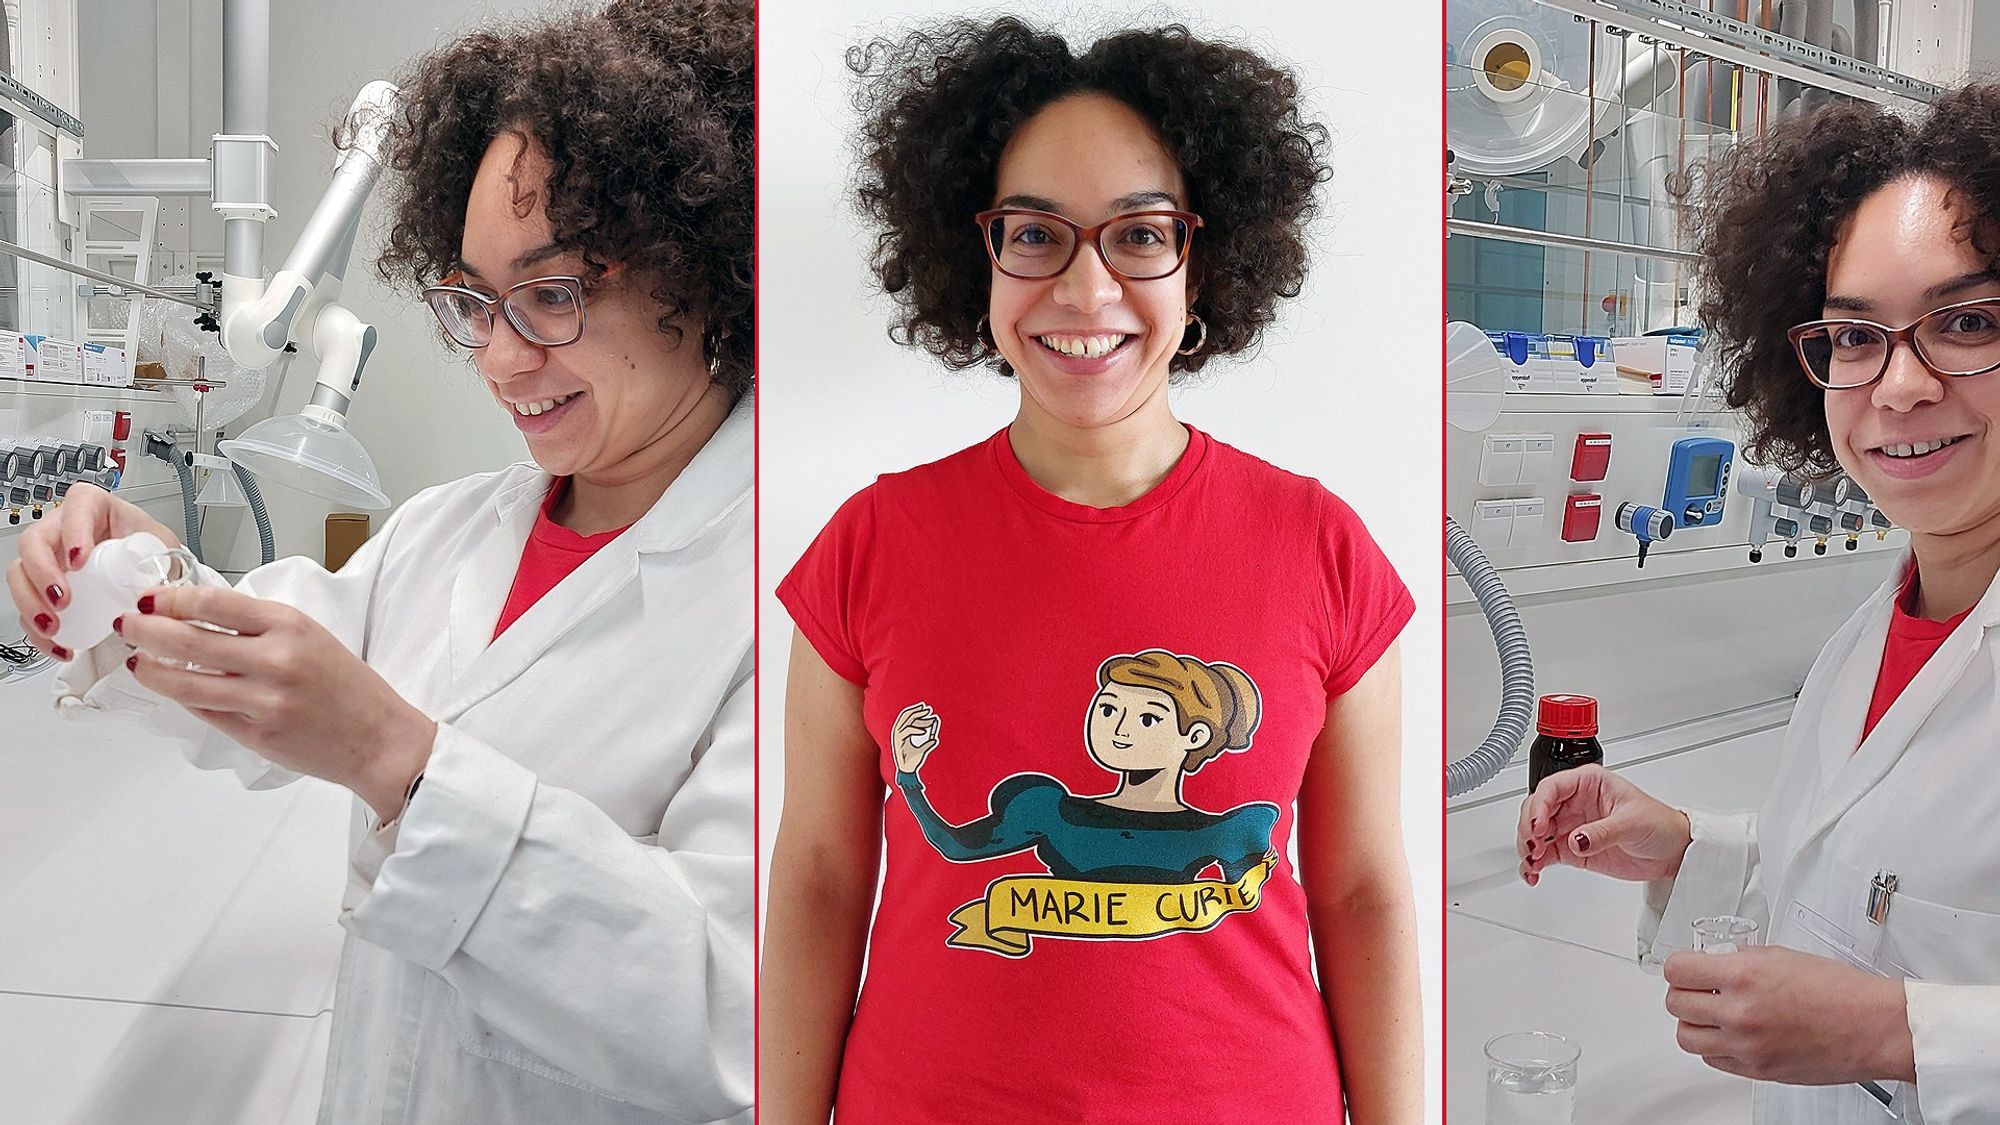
891, 701, 938, 773
122, 583, 436, 821
5, 483, 180, 659
1664, 946, 1916, 1084
1517, 764, 1692, 885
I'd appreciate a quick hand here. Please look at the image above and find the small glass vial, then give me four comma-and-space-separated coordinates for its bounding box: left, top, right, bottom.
1527, 694, 1604, 794
1691, 915, 1760, 954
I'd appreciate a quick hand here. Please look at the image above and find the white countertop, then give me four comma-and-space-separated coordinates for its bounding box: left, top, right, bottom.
0, 667, 348, 1123
1448, 727, 1789, 1124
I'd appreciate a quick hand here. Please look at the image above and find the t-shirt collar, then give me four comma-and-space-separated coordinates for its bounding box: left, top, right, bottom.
990, 422, 1209, 523
530, 477, 631, 551
1890, 561, 1975, 640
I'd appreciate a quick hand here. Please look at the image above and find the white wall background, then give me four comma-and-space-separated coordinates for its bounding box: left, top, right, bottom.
78, 0, 541, 573
757, 3, 1444, 1119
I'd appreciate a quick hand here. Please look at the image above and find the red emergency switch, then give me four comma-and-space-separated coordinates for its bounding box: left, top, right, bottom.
112, 411, 133, 441
1562, 494, 1602, 542
1571, 433, 1611, 482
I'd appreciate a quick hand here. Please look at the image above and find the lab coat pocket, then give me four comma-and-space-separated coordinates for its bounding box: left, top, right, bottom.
1785, 902, 1918, 1122
443, 982, 631, 1105
1879, 890, 2000, 987
1865, 893, 2000, 1125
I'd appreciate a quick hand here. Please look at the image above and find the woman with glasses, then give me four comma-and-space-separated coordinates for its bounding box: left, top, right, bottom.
1516, 86, 2000, 1122
4, 2, 751, 1121
761, 18, 1421, 1124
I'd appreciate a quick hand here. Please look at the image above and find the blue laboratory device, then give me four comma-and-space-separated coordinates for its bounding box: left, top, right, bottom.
1664, 436, 1734, 529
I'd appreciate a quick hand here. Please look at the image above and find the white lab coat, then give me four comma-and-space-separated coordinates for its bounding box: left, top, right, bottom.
54, 403, 753, 1124
1640, 553, 2000, 1125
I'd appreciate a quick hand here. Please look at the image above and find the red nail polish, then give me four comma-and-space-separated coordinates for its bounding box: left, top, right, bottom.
111, 616, 124, 635
33, 613, 52, 633
51, 645, 70, 661
138, 595, 155, 614
126, 654, 138, 672
46, 584, 63, 605
1573, 831, 1590, 852
67, 547, 79, 565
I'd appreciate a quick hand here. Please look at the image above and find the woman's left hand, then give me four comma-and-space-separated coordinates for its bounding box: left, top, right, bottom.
1663, 945, 1916, 1084
121, 584, 437, 821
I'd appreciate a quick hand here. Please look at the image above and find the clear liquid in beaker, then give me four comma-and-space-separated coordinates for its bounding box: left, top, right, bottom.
1485, 1031, 1578, 1125
1487, 1069, 1576, 1125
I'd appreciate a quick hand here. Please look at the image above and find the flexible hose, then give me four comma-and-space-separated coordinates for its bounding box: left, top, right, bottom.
1446, 515, 1537, 797
233, 461, 275, 565
144, 430, 204, 564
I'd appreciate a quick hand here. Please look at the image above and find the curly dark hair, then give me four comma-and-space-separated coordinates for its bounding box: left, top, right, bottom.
1686, 84, 2000, 472
847, 17, 1331, 378
374, 0, 753, 399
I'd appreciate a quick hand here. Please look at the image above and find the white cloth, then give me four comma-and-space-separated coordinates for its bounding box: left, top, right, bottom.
55, 403, 754, 1124
1639, 553, 2000, 1124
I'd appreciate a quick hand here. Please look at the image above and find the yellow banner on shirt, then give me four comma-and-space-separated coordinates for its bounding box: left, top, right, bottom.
945, 853, 1277, 957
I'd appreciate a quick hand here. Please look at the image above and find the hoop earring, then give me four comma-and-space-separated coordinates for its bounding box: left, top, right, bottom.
1177, 313, 1208, 356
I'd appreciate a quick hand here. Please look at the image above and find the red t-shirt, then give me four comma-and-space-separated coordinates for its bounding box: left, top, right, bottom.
777, 425, 1414, 1123
492, 479, 632, 640
1862, 566, 1973, 741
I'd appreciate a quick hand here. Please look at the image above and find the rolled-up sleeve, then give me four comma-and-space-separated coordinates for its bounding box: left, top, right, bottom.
1906, 981, 2000, 1123
1637, 808, 1764, 962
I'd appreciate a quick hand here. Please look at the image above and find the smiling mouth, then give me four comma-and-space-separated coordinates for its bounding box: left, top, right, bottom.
1111, 740, 1133, 749
509, 392, 581, 417
1034, 333, 1131, 359
1874, 435, 1967, 459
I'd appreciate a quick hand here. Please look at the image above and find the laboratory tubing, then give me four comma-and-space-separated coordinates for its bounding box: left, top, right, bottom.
1527, 694, 1604, 794
1444, 515, 1537, 797
1691, 915, 1760, 955
1485, 1031, 1579, 1125
50, 532, 199, 654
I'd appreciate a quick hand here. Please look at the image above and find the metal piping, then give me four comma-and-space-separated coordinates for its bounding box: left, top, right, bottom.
221, 0, 268, 136
1853, 0, 1880, 68
0, 237, 212, 309
218, 0, 272, 312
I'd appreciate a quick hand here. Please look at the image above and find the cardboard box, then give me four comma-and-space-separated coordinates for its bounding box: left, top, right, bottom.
325, 513, 372, 571
1614, 333, 1699, 395
0, 332, 27, 380
31, 337, 83, 385
82, 342, 130, 387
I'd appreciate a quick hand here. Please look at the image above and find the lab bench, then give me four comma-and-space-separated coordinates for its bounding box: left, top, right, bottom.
0, 667, 348, 1122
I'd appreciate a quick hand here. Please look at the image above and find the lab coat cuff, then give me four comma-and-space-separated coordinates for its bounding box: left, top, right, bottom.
51, 640, 301, 790
343, 724, 537, 971
1906, 980, 2000, 1119
1638, 808, 1753, 961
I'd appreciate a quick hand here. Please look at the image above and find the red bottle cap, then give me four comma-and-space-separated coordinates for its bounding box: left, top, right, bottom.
1536, 694, 1598, 738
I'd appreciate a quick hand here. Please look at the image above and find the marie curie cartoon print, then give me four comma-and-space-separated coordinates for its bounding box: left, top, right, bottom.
891, 649, 1281, 957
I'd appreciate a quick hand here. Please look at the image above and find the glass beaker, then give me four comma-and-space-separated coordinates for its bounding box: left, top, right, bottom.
1485, 1031, 1578, 1125
1692, 915, 1760, 954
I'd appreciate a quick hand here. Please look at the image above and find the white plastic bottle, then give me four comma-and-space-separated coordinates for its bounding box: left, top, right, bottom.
52, 532, 197, 654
